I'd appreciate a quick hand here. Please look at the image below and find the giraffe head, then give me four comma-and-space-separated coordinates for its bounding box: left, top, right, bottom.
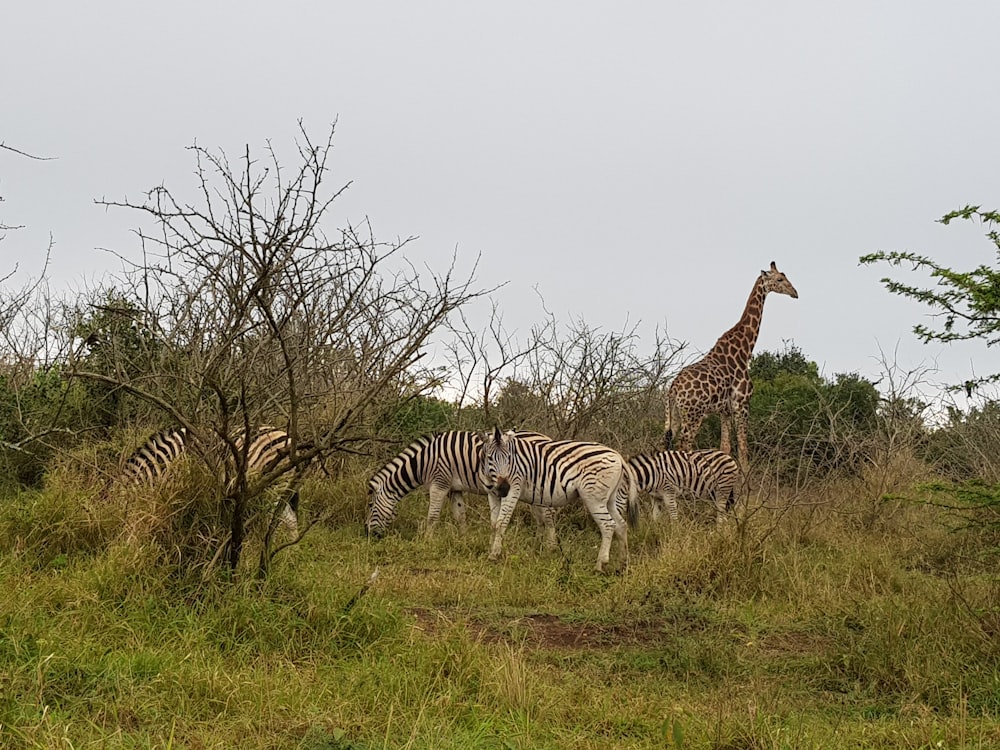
761, 261, 798, 299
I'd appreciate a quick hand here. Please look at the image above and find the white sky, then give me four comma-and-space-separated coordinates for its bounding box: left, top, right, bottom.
3, 1, 1000, 411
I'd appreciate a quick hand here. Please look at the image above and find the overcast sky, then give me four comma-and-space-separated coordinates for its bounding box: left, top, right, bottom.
4, 1, 1000, 412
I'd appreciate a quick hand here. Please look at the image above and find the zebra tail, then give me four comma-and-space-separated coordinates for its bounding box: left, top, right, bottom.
624, 465, 640, 531
726, 488, 736, 512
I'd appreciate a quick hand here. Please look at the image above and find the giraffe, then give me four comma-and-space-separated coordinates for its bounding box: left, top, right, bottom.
664, 261, 798, 468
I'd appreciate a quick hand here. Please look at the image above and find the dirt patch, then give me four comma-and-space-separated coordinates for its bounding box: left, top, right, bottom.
756, 630, 833, 656
407, 607, 671, 650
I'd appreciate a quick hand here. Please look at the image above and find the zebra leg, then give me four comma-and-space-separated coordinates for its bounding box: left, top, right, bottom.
593, 511, 618, 574
425, 483, 449, 532
653, 491, 678, 522
712, 490, 732, 526
449, 491, 468, 533
488, 493, 520, 561
609, 491, 630, 572
488, 491, 502, 527
282, 487, 301, 536
530, 505, 558, 550
665, 491, 679, 523
582, 491, 620, 573
650, 492, 664, 523
278, 501, 299, 537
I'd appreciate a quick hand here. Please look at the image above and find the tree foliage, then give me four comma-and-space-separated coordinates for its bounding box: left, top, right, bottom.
860, 205, 1000, 392
747, 344, 881, 480
862, 206, 1000, 528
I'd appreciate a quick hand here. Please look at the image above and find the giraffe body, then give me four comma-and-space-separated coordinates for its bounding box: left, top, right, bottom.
664, 261, 798, 468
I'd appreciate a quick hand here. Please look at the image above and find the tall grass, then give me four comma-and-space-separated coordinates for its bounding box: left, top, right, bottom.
1, 462, 999, 749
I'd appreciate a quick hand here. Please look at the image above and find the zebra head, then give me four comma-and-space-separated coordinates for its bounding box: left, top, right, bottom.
365, 472, 397, 539
481, 427, 516, 499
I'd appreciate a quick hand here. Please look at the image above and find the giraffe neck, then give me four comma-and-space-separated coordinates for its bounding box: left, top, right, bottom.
712, 275, 767, 366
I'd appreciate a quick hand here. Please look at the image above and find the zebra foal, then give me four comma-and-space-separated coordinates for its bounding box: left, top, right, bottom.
626, 449, 738, 525
365, 430, 556, 542
480, 428, 638, 573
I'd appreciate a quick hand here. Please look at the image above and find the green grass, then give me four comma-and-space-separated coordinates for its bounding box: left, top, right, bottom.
2, 476, 1000, 749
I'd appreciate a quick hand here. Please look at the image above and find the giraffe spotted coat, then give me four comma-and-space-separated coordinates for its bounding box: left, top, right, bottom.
664, 261, 798, 467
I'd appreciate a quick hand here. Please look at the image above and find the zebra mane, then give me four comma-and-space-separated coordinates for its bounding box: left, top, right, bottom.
370, 433, 436, 482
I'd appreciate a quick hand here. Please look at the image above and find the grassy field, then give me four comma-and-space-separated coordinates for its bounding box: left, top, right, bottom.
1, 471, 999, 749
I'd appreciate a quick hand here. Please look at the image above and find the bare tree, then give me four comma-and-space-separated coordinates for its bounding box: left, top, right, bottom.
0, 249, 72, 477
444, 300, 540, 423
1, 140, 55, 235
447, 292, 686, 454
516, 315, 684, 452
69, 122, 488, 576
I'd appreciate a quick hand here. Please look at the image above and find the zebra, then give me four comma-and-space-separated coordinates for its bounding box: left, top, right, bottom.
365, 430, 557, 542
120, 427, 191, 485
480, 428, 638, 573
117, 425, 304, 536
228, 427, 306, 536
626, 449, 739, 525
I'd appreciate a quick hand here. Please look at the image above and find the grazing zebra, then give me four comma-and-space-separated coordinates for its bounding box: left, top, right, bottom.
118, 425, 303, 535
626, 449, 738, 525
229, 427, 305, 535
365, 430, 557, 542
480, 428, 638, 573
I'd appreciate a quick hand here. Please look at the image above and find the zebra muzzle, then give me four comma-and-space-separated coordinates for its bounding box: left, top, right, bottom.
495, 478, 510, 499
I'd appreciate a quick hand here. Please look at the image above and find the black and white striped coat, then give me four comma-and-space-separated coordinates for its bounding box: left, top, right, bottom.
120, 427, 191, 485
626, 449, 738, 525
365, 430, 555, 540
480, 428, 638, 573
118, 426, 303, 535
228, 427, 305, 535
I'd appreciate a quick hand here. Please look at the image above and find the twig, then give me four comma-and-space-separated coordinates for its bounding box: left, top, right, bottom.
342, 568, 379, 614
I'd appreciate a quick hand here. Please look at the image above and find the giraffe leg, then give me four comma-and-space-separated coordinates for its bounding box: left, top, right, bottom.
735, 405, 749, 471
681, 414, 706, 451
732, 380, 752, 469
719, 415, 732, 456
